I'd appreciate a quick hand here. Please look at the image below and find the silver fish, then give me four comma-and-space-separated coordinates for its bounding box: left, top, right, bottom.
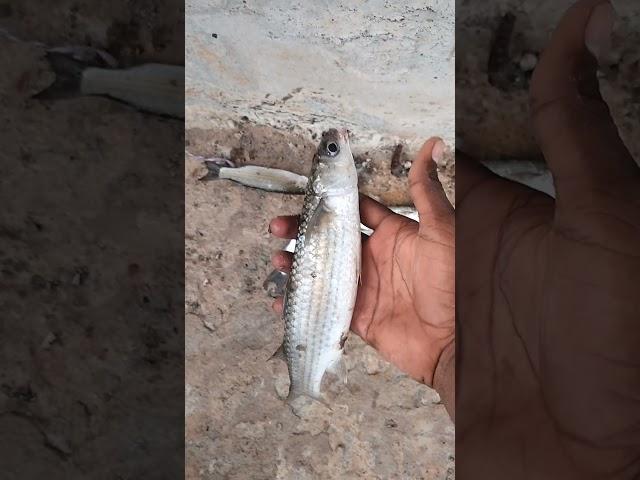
35, 50, 184, 119
201, 159, 308, 194
279, 128, 361, 401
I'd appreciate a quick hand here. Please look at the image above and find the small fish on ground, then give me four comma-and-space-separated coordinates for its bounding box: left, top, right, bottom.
194, 148, 554, 198
34, 47, 184, 118
200, 157, 308, 194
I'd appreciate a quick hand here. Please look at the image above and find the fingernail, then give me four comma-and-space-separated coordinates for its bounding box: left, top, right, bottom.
585, 1, 615, 65
432, 140, 445, 163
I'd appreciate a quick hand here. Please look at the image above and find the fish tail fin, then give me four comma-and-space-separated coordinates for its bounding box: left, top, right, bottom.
199, 158, 235, 182
33, 52, 87, 100
34, 48, 116, 100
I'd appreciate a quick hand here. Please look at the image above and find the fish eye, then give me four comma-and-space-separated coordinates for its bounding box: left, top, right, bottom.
326, 141, 339, 156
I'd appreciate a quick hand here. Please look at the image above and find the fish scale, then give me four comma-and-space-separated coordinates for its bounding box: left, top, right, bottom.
281, 129, 360, 401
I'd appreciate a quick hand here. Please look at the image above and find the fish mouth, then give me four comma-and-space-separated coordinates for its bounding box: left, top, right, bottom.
322, 128, 349, 143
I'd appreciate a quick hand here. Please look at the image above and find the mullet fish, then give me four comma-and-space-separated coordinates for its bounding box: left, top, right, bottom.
35, 49, 184, 119
201, 159, 308, 194
277, 128, 361, 402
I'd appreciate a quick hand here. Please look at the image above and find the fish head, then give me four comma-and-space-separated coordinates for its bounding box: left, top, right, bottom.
311, 128, 358, 195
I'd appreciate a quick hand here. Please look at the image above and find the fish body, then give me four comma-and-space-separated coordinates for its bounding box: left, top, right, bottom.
82, 64, 184, 118
201, 160, 308, 194
36, 51, 184, 118
282, 129, 360, 401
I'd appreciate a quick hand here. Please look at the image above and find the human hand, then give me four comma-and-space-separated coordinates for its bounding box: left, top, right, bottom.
269, 138, 455, 415
457, 0, 640, 477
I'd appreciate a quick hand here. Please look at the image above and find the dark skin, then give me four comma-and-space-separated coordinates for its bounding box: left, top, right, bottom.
272, 0, 640, 476
456, 0, 640, 477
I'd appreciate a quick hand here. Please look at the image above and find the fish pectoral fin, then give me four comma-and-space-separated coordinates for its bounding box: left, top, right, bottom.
327, 353, 348, 385
306, 197, 336, 234
268, 342, 286, 362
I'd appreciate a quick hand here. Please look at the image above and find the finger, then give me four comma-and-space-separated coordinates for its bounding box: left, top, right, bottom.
359, 194, 394, 229
408, 138, 454, 222
269, 215, 299, 239
530, 0, 637, 205
272, 297, 284, 314
271, 250, 293, 272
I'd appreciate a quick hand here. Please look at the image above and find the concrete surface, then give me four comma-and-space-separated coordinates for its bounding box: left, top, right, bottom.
186, 0, 455, 148
185, 1, 456, 479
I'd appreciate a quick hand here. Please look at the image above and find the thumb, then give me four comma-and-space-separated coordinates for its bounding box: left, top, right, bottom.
530, 0, 637, 207
408, 138, 454, 229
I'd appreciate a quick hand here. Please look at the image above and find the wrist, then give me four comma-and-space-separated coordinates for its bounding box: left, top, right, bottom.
431, 339, 455, 422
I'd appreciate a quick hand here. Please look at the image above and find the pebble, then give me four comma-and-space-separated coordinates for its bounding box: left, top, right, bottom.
519, 52, 538, 72
364, 355, 384, 375
274, 372, 289, 400
202, 319, 216, 332
414, 387, 441, 407
40, 331, 57, 349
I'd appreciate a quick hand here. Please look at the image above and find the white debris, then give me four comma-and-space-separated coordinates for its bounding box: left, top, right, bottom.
519, 52, 538, 72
